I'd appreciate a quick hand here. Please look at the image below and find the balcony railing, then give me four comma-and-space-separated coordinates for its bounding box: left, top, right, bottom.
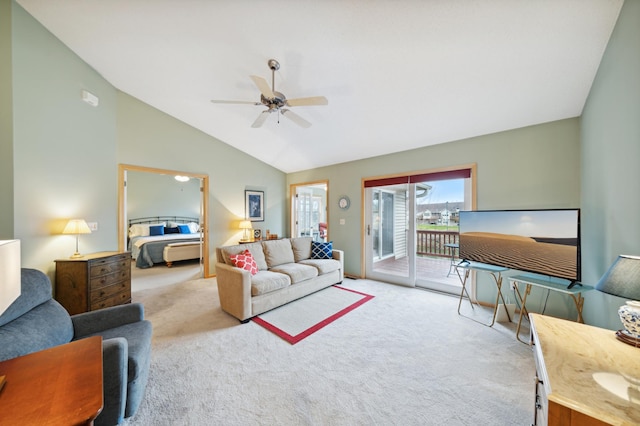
416, 230, 459, 258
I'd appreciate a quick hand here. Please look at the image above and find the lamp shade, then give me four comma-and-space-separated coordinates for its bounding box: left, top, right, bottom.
62, 219, 92, 235
595, 255, 640, 300
239, 220, 252, 230
0, 240, 21, 315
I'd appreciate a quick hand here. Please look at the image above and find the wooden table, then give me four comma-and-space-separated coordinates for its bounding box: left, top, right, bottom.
0, 336, 103, 425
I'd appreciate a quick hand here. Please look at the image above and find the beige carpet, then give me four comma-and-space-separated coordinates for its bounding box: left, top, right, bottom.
126, 278, 535, 425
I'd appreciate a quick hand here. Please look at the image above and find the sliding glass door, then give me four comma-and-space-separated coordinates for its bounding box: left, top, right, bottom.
364, 167, 475, 294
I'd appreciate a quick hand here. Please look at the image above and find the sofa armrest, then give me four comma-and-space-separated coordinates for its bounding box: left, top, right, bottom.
98, 337, 128, 426
332, 249, 345, 281
71, 303, 145, 338
215, 262, 253, 321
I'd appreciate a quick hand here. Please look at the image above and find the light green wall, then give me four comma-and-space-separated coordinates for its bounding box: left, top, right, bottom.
0, 0, 14, 238
7, 1, 286, 276
126, 171, 201, 220
11, 1, 118, 275
288, 118, 581, 279
581, 0, 640, 329
115, 91, 287, 272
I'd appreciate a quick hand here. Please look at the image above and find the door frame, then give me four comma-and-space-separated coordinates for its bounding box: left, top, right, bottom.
117, 163, 210, 277
289, 180, 329, 240
360, 164, 477, 283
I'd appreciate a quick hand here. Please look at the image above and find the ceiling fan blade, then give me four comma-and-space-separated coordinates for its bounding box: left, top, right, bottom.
249, 75, 275, 99
210, 100, 261, 105
281, 109, 312, 128
251, 110, 271, 128
286, 96, 328, 107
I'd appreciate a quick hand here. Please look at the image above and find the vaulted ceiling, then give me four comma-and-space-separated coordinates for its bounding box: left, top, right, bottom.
16, 0, 623, 173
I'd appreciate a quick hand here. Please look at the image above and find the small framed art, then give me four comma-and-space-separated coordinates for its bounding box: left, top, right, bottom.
253, 229, 262, 241
245, 190, 264, 222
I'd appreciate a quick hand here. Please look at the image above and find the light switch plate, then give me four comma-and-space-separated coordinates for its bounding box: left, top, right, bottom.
87, 222, 98, 231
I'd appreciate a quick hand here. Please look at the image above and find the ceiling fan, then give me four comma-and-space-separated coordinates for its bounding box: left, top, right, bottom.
211, 59, 328, 128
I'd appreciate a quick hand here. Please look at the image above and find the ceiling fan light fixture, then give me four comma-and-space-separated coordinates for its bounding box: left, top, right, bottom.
211, 58, 327, 128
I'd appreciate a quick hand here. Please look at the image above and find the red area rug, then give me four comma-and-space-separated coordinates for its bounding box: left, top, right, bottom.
252, 285, 374, 344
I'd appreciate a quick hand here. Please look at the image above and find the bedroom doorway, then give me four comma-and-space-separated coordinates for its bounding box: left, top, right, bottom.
117, 164, 210, 278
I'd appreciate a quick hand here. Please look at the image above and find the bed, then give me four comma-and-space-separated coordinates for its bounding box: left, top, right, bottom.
128, 216, 202, 268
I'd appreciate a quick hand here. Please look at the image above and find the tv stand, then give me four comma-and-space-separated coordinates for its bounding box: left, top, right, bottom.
566, 280, 582, 289
455, 262, 511, 327
508, 275, 593, 343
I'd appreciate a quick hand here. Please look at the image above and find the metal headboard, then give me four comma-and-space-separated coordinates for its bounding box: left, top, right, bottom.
128, 216, 200, 227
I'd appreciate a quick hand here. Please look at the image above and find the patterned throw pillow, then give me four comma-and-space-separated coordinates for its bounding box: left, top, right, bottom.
311, 241, 333, 259
229, 249, 259, 275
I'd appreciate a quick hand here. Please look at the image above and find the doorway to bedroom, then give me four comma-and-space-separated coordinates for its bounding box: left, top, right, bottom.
118, 164, 210, 290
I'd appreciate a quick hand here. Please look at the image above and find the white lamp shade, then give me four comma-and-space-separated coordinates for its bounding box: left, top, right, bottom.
0, 240, 21, 315
239, 220, 252, 230
63, 219, 92, 235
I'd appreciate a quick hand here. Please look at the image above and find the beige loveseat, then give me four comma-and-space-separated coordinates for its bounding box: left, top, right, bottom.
215, 237, 344, 322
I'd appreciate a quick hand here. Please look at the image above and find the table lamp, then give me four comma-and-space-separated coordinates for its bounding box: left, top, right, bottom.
63, 219, 92, 258
239, 220, 252, 242
595, 255, 640, 345
0, 239, 21, 391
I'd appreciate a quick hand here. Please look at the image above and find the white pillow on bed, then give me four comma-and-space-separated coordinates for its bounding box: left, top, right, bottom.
187, 222, 200, 233
129, 222, 166, 237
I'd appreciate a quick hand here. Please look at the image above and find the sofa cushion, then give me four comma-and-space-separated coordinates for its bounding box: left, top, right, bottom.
229, 249, 259, 275
299, 258, 342, 275
270, 263, 319, 284
251, 271, 291, 296
291, 237, 313, 262
263, 239, 295, 268
221, 243, 268, 270
311, 241, 333, 259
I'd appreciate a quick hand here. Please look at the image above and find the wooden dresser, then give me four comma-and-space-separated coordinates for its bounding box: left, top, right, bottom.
530, 313, 640, 426
55, 251, 131, 315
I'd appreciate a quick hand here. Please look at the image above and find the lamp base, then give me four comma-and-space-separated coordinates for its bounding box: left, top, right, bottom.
70, 252, 84, 259
615, 330, 640, 348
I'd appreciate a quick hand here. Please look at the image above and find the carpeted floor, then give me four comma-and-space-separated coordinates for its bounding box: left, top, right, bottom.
126, 278, 535, 425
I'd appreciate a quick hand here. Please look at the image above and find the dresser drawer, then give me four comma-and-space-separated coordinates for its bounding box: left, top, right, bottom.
90, 269, 130, 290
91, 280, 130, 301
90, 290, 131, 311
89, 255, 130, 278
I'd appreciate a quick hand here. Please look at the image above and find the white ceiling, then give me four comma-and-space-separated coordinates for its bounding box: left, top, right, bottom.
17, 0, 623, 173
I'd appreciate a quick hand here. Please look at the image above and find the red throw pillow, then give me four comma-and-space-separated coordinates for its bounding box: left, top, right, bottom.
229, 249, 258, 275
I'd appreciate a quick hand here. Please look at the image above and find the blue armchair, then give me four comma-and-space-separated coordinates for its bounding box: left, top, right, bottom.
0, 268, 152, 426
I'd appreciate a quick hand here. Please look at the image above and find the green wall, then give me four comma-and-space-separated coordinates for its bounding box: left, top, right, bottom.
6, 1, 286, 275
581, 0, 640, 329
116, 92, 287, 272
10, 1, 118, 275
288, 118, 581, 279
0, 0, 14, 238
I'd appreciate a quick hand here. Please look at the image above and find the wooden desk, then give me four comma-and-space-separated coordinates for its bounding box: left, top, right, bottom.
0, 336, 104, 425
530, 314, 640, 426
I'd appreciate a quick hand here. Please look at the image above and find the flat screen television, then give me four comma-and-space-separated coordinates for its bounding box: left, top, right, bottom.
458, 209, 581, 283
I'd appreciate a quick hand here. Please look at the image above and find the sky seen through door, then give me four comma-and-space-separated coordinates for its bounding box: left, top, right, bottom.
418, 179, 464, 204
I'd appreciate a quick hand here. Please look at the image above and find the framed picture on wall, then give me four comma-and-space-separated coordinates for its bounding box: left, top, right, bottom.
245, 190, 264, 222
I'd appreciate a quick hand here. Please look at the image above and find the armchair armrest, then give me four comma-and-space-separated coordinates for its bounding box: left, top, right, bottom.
72, 303, 145, 338
98, 337, 127, 426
